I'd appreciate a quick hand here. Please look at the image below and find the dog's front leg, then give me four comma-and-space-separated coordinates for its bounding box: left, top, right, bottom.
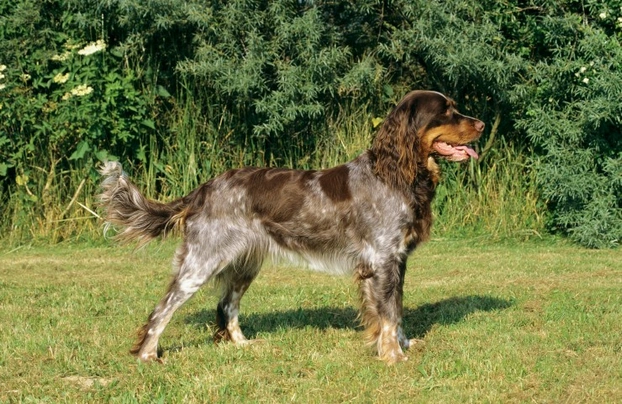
358, 258, 408, 364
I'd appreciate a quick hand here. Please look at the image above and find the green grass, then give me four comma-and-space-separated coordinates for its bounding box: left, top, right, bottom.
1, 239, 620, 403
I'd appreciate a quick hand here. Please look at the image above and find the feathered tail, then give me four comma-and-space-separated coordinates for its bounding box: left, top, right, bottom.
99, 162, 186, 245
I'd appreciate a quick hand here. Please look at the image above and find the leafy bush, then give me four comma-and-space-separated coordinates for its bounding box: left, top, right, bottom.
1, 0, 620, 247
515, 8, 622, 248
0, 0, 154, 241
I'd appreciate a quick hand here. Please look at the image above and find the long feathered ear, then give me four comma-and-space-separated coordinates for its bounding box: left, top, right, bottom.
371, 99, 420, 190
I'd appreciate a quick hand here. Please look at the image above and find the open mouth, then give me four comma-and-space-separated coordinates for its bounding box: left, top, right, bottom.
432, 141, 479, 162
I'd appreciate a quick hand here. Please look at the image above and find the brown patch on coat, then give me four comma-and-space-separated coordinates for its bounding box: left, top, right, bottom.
318, 165, 351, 203
245, 168, 311, 223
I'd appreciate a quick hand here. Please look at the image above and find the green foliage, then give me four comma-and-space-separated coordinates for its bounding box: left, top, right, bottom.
515, 7, 622, 248
173, 0, 386, 163
1, 0, 620, 247
0, 0, 154, 242
433, 140, 545, 241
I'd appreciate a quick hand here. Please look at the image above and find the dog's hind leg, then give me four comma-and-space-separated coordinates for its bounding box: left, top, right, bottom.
131, 243, 224, 362
131, 277, 200, 362
214, 255, 262, 345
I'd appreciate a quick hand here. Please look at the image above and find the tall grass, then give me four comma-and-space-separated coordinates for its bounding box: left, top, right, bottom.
2, 157, 101, 245
433, 141, 545, 241
1, 100, 545, 246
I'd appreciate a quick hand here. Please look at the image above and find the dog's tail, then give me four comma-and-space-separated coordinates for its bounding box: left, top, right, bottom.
99, 161, 187, 245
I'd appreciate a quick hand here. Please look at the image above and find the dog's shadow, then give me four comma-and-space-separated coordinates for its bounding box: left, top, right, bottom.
184, 295, 513, 340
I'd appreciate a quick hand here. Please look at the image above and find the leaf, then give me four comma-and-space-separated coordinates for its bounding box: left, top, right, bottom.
156, 85, 172, 98
110, 48, 124, 58
141, 119, 156, 130
69, 140, 90, 160
136, 146, 147, 163
95, 149, 116, 162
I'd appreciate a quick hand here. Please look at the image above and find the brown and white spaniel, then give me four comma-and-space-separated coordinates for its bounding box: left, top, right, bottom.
99, 90, 484, 364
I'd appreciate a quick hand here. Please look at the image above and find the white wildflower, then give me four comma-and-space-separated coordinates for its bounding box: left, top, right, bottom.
52, 52, 71, 62
0, 73, 4, 80
582, 77, 589, 84
0, 84, 6, 91
599, 12, 607, 19
0, 65, 6, 71
21, 73, 31, 82
70, 84, 94, 96
78, 40, 106, 56
63, 42, 81, 50
580, 66, 587, 73
62, 92, 72, 101
53, 73, 70, 84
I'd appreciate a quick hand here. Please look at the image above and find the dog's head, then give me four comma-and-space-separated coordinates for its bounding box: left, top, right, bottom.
372, 90, 485, 188
404, 90, 484, 161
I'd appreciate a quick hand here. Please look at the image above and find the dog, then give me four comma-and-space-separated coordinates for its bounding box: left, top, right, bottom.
99, 90, 484, 364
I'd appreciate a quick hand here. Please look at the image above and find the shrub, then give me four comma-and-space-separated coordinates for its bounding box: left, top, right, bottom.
2, 0, 620, 247
515, 10, 622, 248
0, 0, 154, 241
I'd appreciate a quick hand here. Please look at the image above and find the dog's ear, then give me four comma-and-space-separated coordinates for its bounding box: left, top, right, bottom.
371, 94, 422, 189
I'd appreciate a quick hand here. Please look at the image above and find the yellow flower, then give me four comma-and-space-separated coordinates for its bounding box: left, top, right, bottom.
78, 40, 106, 56
53, 73, 70, 84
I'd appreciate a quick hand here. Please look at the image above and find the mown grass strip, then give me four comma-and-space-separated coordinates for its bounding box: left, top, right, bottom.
0, 240, 620, 403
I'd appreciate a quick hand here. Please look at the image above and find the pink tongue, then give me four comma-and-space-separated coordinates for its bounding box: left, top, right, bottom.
454, 145, 479, 159
433, 142, 479, 161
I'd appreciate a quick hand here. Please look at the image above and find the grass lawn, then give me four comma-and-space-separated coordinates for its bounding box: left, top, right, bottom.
0, 239, 620, 403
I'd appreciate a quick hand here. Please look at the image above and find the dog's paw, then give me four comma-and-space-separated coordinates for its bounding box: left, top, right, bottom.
380, 350, 408, 365
137, 351, 161, 363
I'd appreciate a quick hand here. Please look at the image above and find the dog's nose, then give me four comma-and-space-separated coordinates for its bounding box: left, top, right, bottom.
474, 120, 485, 132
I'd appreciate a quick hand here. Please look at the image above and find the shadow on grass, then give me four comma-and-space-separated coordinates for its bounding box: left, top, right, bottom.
184, 295, 513, 340
402, 295, 514, 339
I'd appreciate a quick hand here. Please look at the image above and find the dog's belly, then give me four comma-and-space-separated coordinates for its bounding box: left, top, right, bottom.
259, 218, 358, 275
